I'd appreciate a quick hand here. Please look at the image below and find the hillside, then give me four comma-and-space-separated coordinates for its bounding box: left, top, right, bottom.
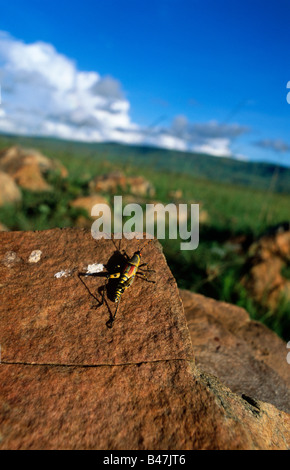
0, 133, 290, 193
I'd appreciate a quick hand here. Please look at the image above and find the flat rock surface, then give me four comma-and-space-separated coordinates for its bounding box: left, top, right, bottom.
180, 289, 290, 413
0, 228, 193, 365
1, 360, 289, 450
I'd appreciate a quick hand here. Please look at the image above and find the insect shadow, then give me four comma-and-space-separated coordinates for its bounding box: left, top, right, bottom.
77, 249, 128, 327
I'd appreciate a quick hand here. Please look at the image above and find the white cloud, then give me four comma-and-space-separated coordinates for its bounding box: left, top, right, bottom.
0, 32, 139, 142
141, 115, 249, 157
144, 133, 188, 151
191, 138, 232, 157
254, 139, 290, 153
0, 32, 248, 158
163, 115, 249, 156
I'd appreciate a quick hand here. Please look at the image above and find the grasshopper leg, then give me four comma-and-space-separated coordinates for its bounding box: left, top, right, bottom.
102, 276, 109, 304
137, 272, 156, 283
139, 263, 155, 273
106, 298, 120, 328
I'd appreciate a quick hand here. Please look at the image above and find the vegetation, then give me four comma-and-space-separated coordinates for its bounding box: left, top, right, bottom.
1, 132, 290, 193
0, 133, 289, 340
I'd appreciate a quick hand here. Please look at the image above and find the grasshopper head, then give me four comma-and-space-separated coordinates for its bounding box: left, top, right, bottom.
130, 251, 142, 267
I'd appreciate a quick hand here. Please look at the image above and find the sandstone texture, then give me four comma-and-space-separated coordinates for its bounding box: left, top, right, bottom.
0, 228, 289, 450
0, 229, 192, 366
180, 289, 290, 413
1, 361, 289, 450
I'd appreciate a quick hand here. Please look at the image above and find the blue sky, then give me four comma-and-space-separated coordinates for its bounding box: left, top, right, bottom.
0, 0, 290, 165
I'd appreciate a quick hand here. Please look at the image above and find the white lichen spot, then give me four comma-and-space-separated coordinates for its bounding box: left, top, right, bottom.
28, 250, 42, 263
2, 251, 21, 267
54, 270, 71, 279
85, 263, 104, 275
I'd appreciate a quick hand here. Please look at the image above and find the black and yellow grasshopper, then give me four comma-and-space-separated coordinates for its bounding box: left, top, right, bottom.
102, 239, 156, 328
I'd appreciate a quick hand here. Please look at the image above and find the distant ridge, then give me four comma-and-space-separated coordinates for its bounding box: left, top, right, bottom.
0, 132, 290, 193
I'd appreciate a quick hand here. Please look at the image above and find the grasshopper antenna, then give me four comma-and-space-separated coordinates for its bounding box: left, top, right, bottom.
138, 237, 154, 253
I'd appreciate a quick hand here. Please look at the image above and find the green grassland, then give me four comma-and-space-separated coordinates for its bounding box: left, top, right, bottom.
0, 133, 289, 339
1, 133, 290, 194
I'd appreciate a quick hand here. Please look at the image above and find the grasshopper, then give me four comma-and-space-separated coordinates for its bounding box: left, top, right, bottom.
102, 239, 156, 328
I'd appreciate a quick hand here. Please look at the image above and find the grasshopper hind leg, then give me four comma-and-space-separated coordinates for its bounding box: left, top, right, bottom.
102, 276, 109, 305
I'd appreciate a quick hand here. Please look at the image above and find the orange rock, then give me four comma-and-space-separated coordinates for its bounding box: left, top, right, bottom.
13, 162, 52, 191
70, 195, 109, 214
0, 146, 68, 191
89, 172, 155, 197
129, 176, 155, 197
0, 229, 289, 449
0, 222, 9, 231
89, 171, 127, 193
168, 189, 183, 199
0, 229, 192, 366
180, 289, 290, 413
70, 195, 110, 228
0, 171, 22, 206
243, 228, 290, 309
1, 360, 289, 450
